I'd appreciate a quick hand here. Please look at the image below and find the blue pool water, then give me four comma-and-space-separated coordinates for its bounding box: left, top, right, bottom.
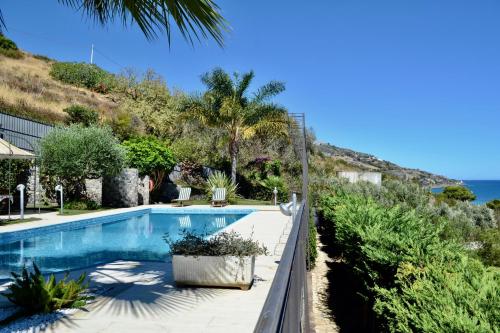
0, 209, 250, 279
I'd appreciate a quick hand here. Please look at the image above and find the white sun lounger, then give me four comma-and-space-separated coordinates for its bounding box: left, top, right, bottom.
172, 187, 191, 207
211, 188, 227, 207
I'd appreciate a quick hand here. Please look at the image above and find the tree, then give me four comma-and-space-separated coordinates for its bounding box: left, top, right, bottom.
439, 186, 476, 202
1, 1, 227, 46
122, 136, 176, 191
64, 105, 99, 126
184, 68, 288, 182
40, 125, 125, 199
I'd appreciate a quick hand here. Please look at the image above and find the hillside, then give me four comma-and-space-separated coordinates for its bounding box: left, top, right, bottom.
0, 50, 118, 124
0, 46, 458, 187
315, 142, 459, 187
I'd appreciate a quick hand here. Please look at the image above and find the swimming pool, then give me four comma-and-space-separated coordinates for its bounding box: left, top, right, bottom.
0, 208, 254, 279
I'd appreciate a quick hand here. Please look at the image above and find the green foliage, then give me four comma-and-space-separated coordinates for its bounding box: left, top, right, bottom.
33, 54, 53, 62
50, 62, 116, 93
122, 136, 176, 190
184, 67, 288, 182
0, 35, 18, 50
64, 199, 100, 211
116, 69, 184, 138
40, 125, 125, 199
257, 175, 288, 202
1, 263, 89, 317
475, 228, 500, 267
205, 171, 238, 203
437, 185, 476, 203
165, 231, 268, 257
64, 105, 99, 126
0, 159, 31, 194
105, 109, 145, 141
486, 199, 500, 211
318, 192, 500, 332
0, 35, 23, 59
308, 206, 318, 269
374, 259, 500, 333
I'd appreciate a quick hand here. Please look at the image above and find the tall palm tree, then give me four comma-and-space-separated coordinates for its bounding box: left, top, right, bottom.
185, 68, 288, 183
1, 0, 227, 46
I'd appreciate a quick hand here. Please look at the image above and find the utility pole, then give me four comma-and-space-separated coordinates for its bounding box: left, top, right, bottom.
90, 44, 94, 64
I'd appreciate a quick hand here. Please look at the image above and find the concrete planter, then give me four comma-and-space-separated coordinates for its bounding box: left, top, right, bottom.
172, 255, 255, 290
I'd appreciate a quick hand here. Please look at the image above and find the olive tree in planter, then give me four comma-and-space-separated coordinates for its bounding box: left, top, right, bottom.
164, 231, 268, 290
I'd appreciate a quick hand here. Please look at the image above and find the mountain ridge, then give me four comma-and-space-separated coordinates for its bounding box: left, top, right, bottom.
315, 142, 460, 187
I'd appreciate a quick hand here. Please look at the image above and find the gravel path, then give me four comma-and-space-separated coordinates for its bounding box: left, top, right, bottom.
311, 235, 339, 333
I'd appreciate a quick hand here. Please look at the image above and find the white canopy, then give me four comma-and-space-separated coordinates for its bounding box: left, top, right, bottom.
0, 138, 35, 160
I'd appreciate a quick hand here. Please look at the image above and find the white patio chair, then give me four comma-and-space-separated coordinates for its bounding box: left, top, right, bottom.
211, 188, 227, 207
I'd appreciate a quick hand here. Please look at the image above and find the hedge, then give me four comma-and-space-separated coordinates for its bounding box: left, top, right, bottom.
318, 194, 500, 332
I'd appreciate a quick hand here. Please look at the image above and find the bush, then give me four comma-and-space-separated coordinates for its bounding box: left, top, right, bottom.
437, 185, 476, 203
0, 35, 18, 50
63, 105, 99, 126
1, 263, 89, 319
0, 160, 31, 194
122, 137, 176, 191
65, 199, 100, 211
165, 231, 268, 257
318, 193, 500, 332
40, 125, 125, 200
308, 207, 318, 269
257, 175, 288, 202
205, 171, 238, 204
50, 62, 116, 93
0, 48, 23, 59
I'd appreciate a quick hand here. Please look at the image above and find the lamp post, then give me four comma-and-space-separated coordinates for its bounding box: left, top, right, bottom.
55, 185, 63, 215
273, 187, 278, 206
16, 184, 25, 220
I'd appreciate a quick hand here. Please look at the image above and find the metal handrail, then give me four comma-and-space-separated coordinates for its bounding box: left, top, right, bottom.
254, 201, 307, 332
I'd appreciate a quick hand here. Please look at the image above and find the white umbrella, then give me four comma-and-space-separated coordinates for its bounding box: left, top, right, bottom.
0, 138, 35, 160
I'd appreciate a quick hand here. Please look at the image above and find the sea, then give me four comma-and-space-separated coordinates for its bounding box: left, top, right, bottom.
432, 180, 500, 205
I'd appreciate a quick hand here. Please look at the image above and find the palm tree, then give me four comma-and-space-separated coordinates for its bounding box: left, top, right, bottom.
1, 0, 227, 46
185, 68, 288, 183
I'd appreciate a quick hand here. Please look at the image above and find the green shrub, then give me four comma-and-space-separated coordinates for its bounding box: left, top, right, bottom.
436, 185, 476, 203
308, 206, 318, 269
476, 228, 500, 267
318, 193, 499, 331
374, 259, 500, 333
205, 171, 238, 204
40, 125, 125, 200
1, 263, 90, 319
64, 105, 99, 126
257, 175, 288, 202
0, 35, 18, 50
165, 231, 268, 257
65, 199, 100, 211
486, 199, 500, 211
50, 62, 116, 93
122, 136, 176, 191
0, 159, 31, 194
33, 54, 53, 62
0, 48, 23, 59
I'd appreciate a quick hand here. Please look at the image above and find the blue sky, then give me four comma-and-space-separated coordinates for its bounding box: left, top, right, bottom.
2, 1, 499, 180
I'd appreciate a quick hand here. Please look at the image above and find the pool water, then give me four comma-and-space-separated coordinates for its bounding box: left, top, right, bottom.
0, 212, 247, 279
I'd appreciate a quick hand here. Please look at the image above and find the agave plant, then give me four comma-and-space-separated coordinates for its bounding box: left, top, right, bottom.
205, 170, 238, 203
1, 263, 90, 318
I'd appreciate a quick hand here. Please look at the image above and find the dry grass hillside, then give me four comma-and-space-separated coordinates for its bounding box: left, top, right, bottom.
0, 51, 118, 124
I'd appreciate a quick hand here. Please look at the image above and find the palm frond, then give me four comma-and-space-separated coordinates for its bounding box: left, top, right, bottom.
0, 9, 5, 33
201, 67, 234, 96
253, 81, 286, 103
235, 71, 254, 99
58, 0, 228, 46
246, 103, 287, 127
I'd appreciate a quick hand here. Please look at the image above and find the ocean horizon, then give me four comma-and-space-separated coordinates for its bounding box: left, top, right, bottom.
433, 180, 500, 205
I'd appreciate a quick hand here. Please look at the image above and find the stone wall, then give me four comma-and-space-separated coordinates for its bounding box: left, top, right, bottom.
102, 168, 139, 207
138, 175, 150, 205
85, 178, 102, 205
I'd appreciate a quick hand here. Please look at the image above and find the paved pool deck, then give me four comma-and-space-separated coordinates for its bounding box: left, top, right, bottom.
0, 205, 292, 333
